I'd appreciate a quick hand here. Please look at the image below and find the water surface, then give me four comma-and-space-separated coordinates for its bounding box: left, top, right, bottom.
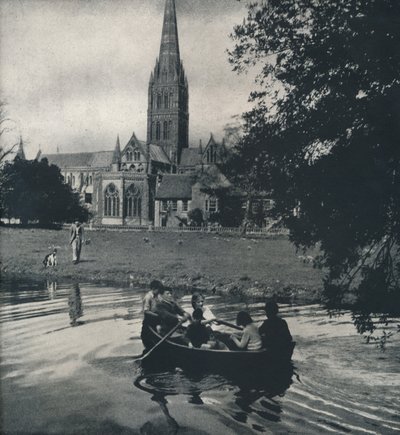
1, 281, 399, 434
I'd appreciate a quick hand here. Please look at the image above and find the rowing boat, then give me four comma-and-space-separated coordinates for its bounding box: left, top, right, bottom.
142, 325, 295, 372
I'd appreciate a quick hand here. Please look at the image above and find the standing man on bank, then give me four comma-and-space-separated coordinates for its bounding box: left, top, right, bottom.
70, 220, 84, 264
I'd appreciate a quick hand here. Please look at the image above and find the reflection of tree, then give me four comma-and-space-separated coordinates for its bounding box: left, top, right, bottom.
68, 283, 83, 326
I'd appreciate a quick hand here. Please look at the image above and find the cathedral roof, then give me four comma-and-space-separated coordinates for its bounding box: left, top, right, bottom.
180, 147, 201, 166
149, 144, 170, 165
42, 151, 114, 169
155, 174, 196, 200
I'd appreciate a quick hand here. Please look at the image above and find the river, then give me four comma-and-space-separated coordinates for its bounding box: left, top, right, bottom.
1, 281, 399, 434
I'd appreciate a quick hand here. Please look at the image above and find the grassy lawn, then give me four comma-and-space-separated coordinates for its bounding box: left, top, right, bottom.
0, 227, 324, 302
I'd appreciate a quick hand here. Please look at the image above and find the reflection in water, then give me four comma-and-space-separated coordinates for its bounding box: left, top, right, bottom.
46, 280, 57, 299
68, 283, 83, 326
134, 362, 294, 433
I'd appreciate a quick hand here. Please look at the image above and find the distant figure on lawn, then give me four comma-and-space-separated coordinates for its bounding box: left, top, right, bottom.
69, 221, 84, 264
259, 301, 292, 352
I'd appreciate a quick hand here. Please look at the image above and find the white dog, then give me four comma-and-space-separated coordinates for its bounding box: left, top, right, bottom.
43, 249, 57, 267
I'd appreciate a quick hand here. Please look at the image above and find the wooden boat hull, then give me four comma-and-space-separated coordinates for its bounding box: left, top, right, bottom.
142, 325, 295, 373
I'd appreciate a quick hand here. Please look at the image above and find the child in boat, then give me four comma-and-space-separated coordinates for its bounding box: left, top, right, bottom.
259, 301, 292, 351
230, 311, 262, 351
186, 308, 227, 349
153, 287, 191, 335
191, 292, 216, 322
141, 280, 164, 348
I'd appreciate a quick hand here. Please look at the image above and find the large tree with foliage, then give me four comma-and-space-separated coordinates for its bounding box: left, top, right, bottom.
229, 0, 400, 324
0, 157, 88, 225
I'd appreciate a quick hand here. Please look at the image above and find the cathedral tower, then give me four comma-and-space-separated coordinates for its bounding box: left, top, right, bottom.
147, 0, 189, 167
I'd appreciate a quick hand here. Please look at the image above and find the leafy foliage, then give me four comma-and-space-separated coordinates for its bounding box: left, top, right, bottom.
0, 157, 89, 225
229, 0, 400, 321
187, 208, 204, 226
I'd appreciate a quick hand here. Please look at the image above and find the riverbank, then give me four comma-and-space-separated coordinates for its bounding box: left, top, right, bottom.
0, 227, 324, 303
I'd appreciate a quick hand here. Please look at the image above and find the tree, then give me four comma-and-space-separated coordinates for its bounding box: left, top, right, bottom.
0, 158, 89, 225
229, 0, 400, 330
0, 101, 18, 164
188, 208, 204, 227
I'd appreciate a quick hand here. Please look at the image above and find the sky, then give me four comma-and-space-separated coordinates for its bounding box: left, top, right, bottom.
0, 0, 256, 158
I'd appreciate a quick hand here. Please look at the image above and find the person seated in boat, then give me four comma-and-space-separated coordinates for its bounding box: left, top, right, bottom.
259, 300, 292, 352
186, 308, 227, 350
141, 280, 164, 348
230, 311, 263, 351
191, 292, 216, 322
153, 287, 191, 335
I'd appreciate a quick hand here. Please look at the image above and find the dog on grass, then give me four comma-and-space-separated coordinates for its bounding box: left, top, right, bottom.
43, 249, 57, 267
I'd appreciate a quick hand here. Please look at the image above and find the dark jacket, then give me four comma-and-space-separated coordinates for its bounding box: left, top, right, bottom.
259, 317, 292, 350
153, 298, 186, 331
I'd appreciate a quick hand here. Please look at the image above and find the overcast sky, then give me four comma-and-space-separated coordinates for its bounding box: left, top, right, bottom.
0, 0, 256, 157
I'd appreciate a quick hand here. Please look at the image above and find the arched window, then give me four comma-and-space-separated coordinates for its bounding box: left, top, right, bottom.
162, 69, 167, 82
157, 94, 162, 109
134, 149, 140, 161
168, 121, 172, 140
104, 184, 120, 217
72, 175, 75, 186
124, 184, 142, 217
169, 92, 173, 107
207, 146, 217, 163
163, 121, 168, 140
164, 94, 169, 109
126, 148, 133, 161
156, 122, 161, 140
89, 175, 92, 185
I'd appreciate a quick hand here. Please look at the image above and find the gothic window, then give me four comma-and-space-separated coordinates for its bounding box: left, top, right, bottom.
124, 184, 142, 217
156, 122, 161, 140
162, 69, 167, 82
104, 184, 120, 217
126, 148, 133, 162
157, 94, 162, 109
163, 121, 168, 140
206, 146, 217, 163
164, 94, 169, 109
169, 92, 173, 107
168, 121, 172, 139
72, 175, 75, 186
152, 122, 156, 140
134, 149, 140, 161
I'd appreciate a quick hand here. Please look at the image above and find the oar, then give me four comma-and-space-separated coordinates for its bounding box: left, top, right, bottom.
214, 319, 243, 331
134, 321, 183, 362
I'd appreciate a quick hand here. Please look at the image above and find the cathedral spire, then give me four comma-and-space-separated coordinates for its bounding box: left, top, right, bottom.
112, 135, 121, 164
147, 0, 189, 164
16, 135, 26, 160
159, 0, 180, 67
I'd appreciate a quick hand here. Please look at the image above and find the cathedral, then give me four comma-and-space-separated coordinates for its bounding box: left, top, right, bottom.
41, 0, 229, 227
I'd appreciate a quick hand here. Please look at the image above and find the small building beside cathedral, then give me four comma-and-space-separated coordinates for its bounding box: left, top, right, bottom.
41, 0, 233, 227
